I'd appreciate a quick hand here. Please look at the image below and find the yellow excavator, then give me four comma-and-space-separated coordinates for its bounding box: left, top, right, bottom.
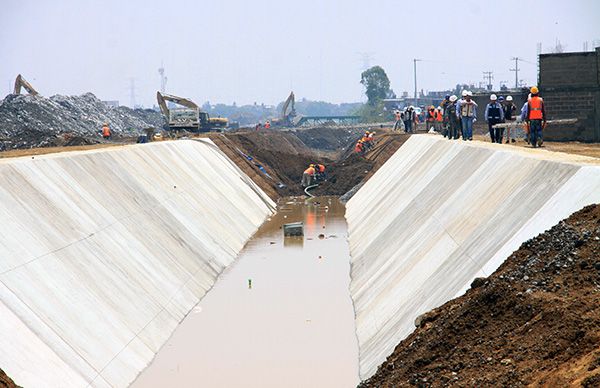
271, 91, 300, 127
14, 74, 39, 96
156, 91, 228, 132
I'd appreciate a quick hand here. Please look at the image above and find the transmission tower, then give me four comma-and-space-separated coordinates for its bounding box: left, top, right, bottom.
158, 62, 167, 93
129, 78, 137, 108
482, 71, 494, 90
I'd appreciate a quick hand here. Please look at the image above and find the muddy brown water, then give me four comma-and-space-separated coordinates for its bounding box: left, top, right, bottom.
132, 197, 359, 387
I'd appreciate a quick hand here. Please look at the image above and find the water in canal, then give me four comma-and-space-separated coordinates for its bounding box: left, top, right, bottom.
132, 197, 359, 387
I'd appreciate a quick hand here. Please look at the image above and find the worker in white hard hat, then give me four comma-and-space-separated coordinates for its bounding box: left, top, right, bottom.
444, 95, 461, 139
502, 95, 517, 143
456, 91, 477, 140
485, 94, 505, 143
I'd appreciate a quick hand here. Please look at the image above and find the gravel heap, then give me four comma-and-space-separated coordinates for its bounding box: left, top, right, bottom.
360, 204, 600, 387
0, 93, 164, 150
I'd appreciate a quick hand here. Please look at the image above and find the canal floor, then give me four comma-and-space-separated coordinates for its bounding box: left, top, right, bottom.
132, 197, 359, 387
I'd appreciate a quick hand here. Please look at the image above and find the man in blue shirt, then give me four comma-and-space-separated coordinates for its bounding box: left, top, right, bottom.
485, 94, 505, 143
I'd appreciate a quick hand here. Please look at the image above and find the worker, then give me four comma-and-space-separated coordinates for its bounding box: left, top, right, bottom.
314, 163, 326, 182
520, 86, 546, 148
444, 95, 461, 140
456, 91, 477, 141
484, 94, 505, 143
502, 96, 517, 143
440, 96, 451, 138
368, 131, 375, 142
301, 164, 316, 187
426, 106, 436, 131
435, 107, 443, 134
393, 110, 404, 131
355, 139, 364, 154
361, 131, 372, 151
404, 106, 416, 133
102, 123, 111, 140
264, 120, 271, 130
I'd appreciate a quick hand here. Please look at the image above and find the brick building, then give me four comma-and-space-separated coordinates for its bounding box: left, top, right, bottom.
539, 47, 600, 142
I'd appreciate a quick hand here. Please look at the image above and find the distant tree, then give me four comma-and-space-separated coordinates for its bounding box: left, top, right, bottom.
360, 66, 391, 105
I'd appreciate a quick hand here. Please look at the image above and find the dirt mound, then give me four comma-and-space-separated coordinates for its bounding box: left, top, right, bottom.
360, 204, 600, 387
0, 93, 163, 150
210, 129, 408, 199
0, 368, 20, 388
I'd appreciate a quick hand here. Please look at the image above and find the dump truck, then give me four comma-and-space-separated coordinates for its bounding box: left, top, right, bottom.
156, 91, 228, 132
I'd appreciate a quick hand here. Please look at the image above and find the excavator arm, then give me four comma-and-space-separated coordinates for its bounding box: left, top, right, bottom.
281, 91, 295, 120
156, 91, 199, 118
14, 74, 39, 96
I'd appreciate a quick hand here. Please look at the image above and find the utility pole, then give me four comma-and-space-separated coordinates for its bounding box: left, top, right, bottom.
482, 71, 494, 91
413, 58, 421, 106
510, 57, 521, 89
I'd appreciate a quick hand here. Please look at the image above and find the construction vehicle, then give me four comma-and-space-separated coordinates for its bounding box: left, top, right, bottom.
14, 74, 39, 96
156, 91, 228, 132
272, 91, 301, 127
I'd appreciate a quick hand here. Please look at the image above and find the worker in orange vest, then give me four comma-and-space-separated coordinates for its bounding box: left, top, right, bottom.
102, 123, 111, 140
314, 163, 326, 182
264, 120, 271, 130
435, 107, 443, 133
520, 86, 546, 148
301, 164, 316, 187
355, 139, 365, 154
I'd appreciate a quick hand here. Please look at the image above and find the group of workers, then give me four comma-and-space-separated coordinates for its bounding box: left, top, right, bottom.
393, 86, 546, 147
301, 163, 326, 187
354, 130, 375, 154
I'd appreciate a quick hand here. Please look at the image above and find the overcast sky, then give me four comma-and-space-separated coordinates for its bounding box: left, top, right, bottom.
2, 0, 599, 107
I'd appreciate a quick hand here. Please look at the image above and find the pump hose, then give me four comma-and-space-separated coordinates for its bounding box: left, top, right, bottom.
304, 184, 319, 198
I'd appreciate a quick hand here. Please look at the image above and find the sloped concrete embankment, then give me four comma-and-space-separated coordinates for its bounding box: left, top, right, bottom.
346, 135, 600, 380
0, 139, 275, 387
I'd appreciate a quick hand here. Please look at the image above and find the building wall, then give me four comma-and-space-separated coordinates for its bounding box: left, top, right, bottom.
539, 48, 600, 142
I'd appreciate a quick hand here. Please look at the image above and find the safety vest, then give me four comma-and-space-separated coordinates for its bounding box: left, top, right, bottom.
317, 164, 325, 173
487, 103, 502, 121
435, 111, 443, 121
304, 167, 315, 175
528, 96, 544, 120
460, 101, 475, 117
355, 142, 363, 152
102, 126, 111, 136
264, 122, 271, 129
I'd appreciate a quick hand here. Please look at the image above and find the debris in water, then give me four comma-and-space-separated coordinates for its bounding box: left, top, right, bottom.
318, 234, 325, 239
248, 279, 252, 289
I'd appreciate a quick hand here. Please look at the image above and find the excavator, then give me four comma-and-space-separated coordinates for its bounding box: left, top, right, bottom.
14, 74, 39, 96
156, 91, 228, 132
271, 91, 301, 127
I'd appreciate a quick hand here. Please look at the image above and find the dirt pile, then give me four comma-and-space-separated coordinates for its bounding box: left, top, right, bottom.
360, 204, 600, 387
0, 93, 163, 150
209, 129, 408, 199
0, 368, 19, 388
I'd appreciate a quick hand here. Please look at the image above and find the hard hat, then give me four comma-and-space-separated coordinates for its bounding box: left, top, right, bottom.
449, 95, 457, 102
461, 90, 468, 97
530, 86, 539, 94
409, 105, 414, 109
490, 94, 497, 101
467, 91, 473, 97
506, 95, 513, 101
498, 96, 505, 101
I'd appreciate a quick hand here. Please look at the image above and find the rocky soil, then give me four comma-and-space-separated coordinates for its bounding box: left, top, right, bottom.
0, 368, 19, 388
360, 204, 600, 387
0, 93, 163, 150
